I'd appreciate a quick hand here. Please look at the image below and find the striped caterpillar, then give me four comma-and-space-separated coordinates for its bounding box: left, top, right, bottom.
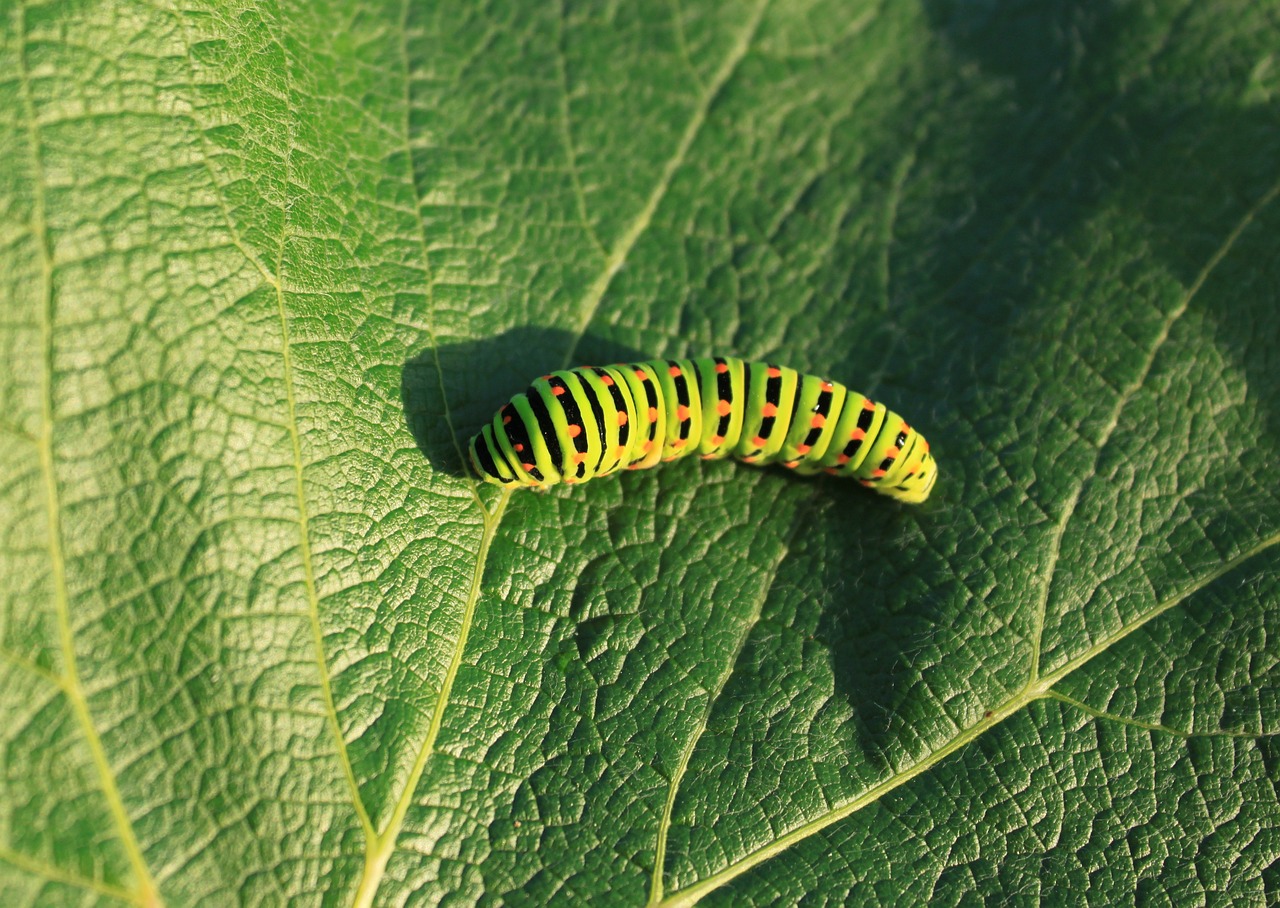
468, 357, 937, 503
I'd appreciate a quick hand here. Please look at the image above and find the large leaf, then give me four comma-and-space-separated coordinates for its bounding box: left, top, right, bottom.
2, 0, 1278, 904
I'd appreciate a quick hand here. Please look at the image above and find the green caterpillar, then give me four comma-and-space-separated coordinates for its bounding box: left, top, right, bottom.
468, 357, 937, 503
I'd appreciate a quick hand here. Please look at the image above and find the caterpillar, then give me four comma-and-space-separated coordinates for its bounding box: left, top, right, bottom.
468, 357, 937, 503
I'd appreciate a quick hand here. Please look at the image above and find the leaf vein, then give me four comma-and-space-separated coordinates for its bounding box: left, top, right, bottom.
0, 645, 66, 690
649, 510, 801, 904
166, 6, 279, 282
1025, 174, 1280, 684
17, 1, 162, 902
658, 528, 1280, 906
0, 845, 143, 906
931, 4, 1192, 313
562, 0, 772, 364
394, 0, 485, 512
349, 492, 511, 908
262, 10, 376, 843
1045, 690, 1275, 740
555, 0, 605, 258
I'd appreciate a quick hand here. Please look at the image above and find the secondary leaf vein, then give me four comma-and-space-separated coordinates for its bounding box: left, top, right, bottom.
265, 14, 376, 842
349, 492, 511, 908
932, 6, 1189, 311
563, 0, 772, 364
352, 7, 773, 902
659, 529, 1280, 906
395, 0, 485, 512
649, 505, 801, 904
1045, 690, 1276, 740
18, 2, 162, 902
555, 0, 605, 258
1025, 174, 1280, 683
0, 845, 143, 906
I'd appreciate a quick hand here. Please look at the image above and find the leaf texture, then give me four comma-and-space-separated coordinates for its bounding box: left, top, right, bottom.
1, 0, 1278, 905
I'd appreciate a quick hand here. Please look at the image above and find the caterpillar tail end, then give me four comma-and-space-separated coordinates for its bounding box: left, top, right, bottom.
885, 465, 938, 503
860, 422, 938, 504
881, 453, 938, 504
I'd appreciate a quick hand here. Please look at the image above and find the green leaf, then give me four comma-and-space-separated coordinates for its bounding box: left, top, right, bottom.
2, 0, 1278, 905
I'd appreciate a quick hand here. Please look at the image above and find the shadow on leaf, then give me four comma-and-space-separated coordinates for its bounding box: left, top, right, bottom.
400, 327, 647, 480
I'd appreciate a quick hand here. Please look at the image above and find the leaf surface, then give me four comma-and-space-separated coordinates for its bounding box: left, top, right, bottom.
1, 0, 1278, 905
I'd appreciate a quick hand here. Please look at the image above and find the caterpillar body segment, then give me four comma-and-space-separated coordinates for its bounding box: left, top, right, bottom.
469, 357, 937, 503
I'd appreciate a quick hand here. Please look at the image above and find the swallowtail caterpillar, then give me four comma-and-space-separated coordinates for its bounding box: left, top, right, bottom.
469, 357, 937, 503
